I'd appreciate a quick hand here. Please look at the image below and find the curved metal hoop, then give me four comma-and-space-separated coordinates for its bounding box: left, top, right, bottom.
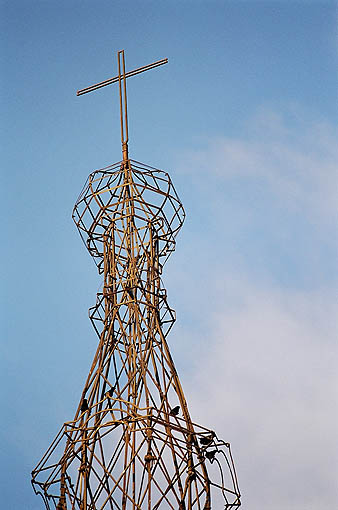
73, 160, 185, 273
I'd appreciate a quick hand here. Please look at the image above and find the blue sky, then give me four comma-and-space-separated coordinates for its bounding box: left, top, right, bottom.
1, 1, 337, 509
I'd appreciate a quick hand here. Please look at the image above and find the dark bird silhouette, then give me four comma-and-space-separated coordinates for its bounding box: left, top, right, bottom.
188, 470, 196, 481
199, 434, 214, 446
80, 398, 89, 412
125, 285, 134, 299
108, 387, 114, 397
144, 453, 156, 463
169, 405, 180, 416
205, 450, 217, 461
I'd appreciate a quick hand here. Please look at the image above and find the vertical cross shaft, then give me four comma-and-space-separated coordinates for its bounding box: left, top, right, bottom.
118, 50, 129, 161
76, 51, 168, 162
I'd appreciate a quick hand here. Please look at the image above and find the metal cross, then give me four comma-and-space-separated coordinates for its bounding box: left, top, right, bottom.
76, 50, 168, 162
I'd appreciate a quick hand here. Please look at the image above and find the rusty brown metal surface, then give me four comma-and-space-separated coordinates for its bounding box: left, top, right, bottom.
31, 51, 241, 510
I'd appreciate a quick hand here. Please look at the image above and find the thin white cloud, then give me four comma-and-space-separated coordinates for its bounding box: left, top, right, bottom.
179, 107, 338, 221
180, 284, 338, 510
169, 107, 338, 509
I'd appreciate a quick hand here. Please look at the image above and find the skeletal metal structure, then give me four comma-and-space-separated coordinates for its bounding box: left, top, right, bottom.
31, 51, 241, 510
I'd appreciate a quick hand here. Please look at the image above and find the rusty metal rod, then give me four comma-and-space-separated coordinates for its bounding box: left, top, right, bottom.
76, 58, 168, 96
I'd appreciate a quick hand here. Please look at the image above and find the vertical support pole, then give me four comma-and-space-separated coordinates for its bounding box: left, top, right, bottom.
118, 50, 129, 162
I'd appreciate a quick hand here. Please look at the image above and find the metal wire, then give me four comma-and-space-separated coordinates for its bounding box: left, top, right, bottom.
31, 159, 241, 510
31, 51, 241, 510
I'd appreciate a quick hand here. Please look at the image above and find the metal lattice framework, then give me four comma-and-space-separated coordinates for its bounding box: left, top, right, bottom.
31, 51, 241, 510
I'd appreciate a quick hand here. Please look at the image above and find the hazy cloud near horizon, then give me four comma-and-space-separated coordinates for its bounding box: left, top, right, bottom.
167, 107, 338, 510
184, 284, 337, 510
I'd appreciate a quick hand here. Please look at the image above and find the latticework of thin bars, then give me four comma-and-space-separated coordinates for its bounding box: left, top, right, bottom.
31, 159, 241, 510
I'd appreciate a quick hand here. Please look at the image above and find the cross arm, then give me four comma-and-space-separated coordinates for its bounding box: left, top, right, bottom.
76, 57, 168, 96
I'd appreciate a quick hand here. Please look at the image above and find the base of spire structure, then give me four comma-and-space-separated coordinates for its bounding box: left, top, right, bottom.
122, 142, 129, 162
31, 399, 241, 510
